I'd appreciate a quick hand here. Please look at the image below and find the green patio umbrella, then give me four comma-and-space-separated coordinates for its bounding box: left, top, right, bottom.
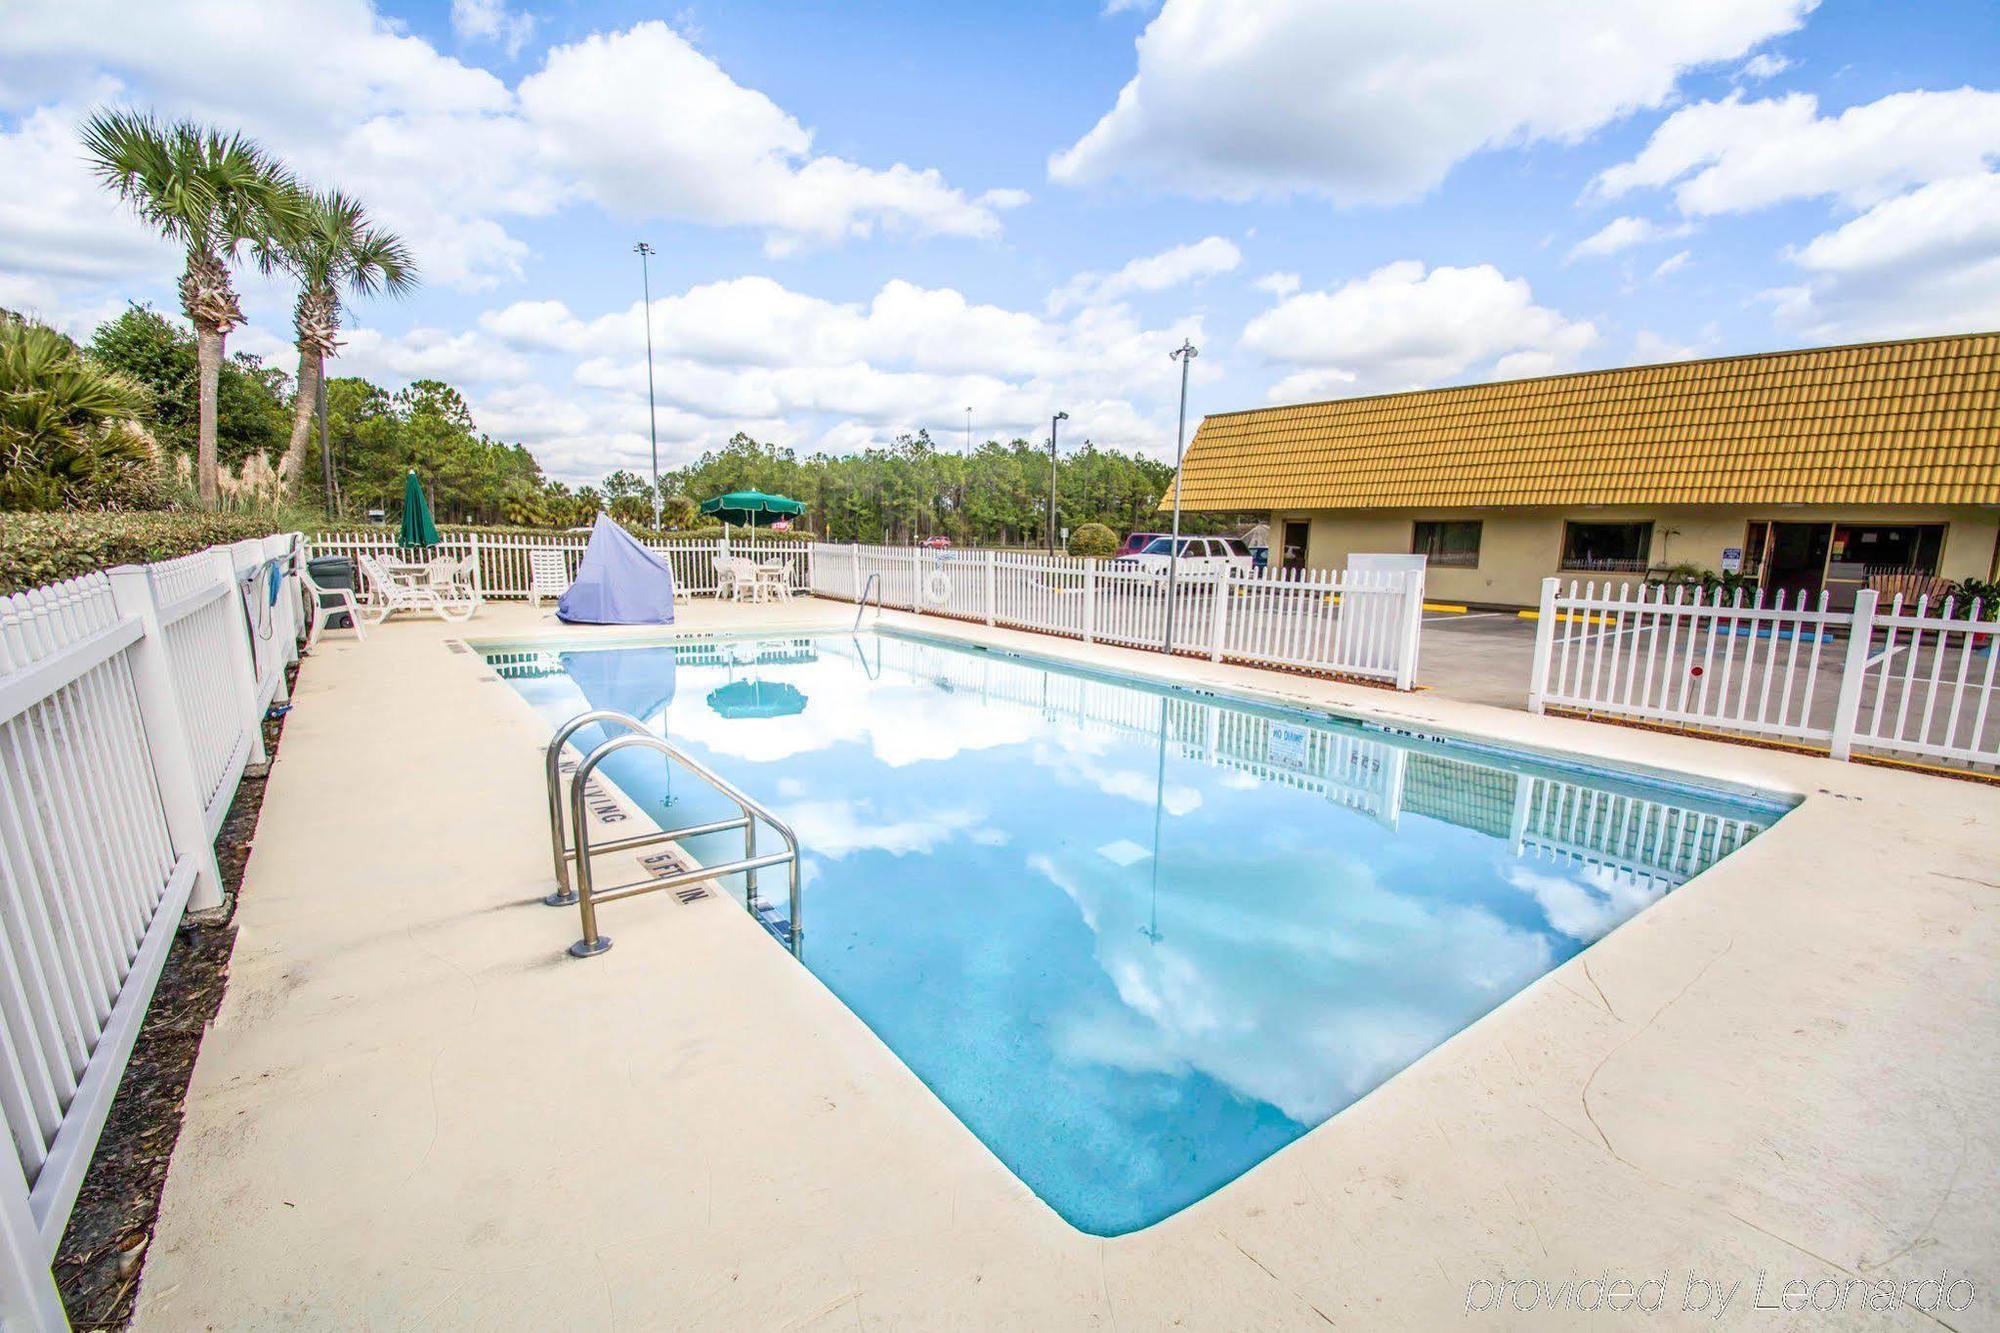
398, 470, 441, 548
699, 489, 804, 544
706, 679, 807, 720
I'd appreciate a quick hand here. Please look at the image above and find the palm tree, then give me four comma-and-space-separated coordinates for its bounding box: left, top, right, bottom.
266, 188, 417, 492
82, 110, 299, 507
0, 314, 154, 510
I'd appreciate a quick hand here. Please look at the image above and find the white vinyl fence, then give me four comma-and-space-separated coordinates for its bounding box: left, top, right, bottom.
306, 530, 810, 601
1529, 579, 1999, 770
811, 543, 1425, 688
1, 534, 303, 1329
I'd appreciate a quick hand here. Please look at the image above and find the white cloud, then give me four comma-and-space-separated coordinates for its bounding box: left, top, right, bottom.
1050, 0, 1814, 203
461, 273, 1208, 482
1633, 329, 1700, 362
1736, 52, 1793, 80
1593, 88, 2000, 215
1768, 172, 2000, 340
1253, 271, 1300, 299
1048, 236, 1241, 312
1592, 86, 2000, 342
1652, 250, 1692, 279
451, 0, 535, 59
0, 104, 172, 302
339, 325, 534, 387
0, 5, 1020, 305
517, 22, 1019, 256
1567, 215, 1691, 261
1242, 260, 1598, 402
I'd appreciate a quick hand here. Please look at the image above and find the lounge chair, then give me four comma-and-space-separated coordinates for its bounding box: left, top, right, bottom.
358, 554, 452, 623
530, 548, 571, 609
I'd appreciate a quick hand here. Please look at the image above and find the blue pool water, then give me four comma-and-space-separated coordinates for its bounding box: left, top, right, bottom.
490, 630, 1791, 1236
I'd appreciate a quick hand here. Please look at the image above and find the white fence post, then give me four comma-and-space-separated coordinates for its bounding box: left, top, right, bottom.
214, 549, 268, 768
1209, 571, 1230, 662
1829, 588, 1878, 761
1082, 561, 1097, 643
1396, 568, 1425, 691
467, 531, 483, 600
105, 567, 226, 911
984, 552, 996, 626
1527, 577, 1559, 714
0, 1153, 63, 1331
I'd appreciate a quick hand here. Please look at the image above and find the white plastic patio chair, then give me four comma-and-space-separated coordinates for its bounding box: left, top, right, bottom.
424, 553, 481, 621
529, 548, 571, 609
358, 553, 448, 623
726, 556, 769, 602
298, 564, 366, 648
757, 558, 794, 602
713, 555, 749, 602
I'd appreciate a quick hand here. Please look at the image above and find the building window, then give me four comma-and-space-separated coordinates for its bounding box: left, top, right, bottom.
1828, 523, 1945, 575
1561, 521, 1654, 571
1413, 520, 1481, 568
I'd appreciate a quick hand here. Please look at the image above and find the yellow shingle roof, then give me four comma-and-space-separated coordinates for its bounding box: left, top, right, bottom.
1166, 331, 2000, 511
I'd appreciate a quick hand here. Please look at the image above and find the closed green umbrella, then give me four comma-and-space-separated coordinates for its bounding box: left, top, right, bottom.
700, 490, 803, 544
398, 470, 441, 548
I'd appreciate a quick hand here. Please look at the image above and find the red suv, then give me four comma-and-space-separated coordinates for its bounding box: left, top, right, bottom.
1117, 531, 1169, 557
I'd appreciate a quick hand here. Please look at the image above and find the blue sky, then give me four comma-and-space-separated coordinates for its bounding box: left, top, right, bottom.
3, 0, 1997, 484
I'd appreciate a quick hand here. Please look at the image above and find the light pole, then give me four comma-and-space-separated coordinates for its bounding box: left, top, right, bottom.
1047, 410, 1068, 554
634, 241, 662, 530
1164, 339, 1198, 653
965, 405, 972, 454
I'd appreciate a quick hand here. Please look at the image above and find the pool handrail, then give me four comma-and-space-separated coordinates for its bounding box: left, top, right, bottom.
543, 708, 654, 905
854, 571, 884, 630
563, 729, 802, 959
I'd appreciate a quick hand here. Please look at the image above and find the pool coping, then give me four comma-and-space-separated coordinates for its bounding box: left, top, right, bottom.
136, 599, 2000, 1329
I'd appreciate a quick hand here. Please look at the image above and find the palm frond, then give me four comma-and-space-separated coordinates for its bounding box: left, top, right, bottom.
81, 107, 299, 260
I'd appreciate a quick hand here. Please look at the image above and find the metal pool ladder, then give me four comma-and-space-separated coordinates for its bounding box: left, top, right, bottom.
544, 710, 802, 959
853, 571, 883, 631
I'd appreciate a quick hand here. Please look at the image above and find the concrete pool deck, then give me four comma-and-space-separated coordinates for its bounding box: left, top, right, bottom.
137, 599, 1999, 1329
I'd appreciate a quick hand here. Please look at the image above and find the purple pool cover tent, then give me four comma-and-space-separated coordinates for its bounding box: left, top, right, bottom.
556, 513, 677, 624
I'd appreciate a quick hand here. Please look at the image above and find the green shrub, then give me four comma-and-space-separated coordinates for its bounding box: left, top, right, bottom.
0, 510, 299, 593
1068, 522, 1119, 558
1645, 564, 1759, 600
1951, 577, 2000, 620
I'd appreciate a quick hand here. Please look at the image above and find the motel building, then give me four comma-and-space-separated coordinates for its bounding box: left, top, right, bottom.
1168, 331, 2000, 611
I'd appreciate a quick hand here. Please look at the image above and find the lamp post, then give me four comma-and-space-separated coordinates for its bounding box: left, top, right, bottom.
634, 241, 662, 530
1047, 410, 1068, 554
1164, 339, 1198, 653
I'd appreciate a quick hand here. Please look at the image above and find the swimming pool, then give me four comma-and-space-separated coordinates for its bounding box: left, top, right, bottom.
489, 629, 1792, 1236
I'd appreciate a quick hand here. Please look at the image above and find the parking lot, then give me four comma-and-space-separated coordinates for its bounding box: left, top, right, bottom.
1416, 609, 1542, 708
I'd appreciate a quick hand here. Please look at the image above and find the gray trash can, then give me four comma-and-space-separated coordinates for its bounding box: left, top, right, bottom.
307, 555, 357, 629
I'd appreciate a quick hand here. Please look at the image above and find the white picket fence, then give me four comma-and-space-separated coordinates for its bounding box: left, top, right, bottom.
306, 530, 810, 601
1529, 579, 1999, 770
0, 533, 303, 1329
811, 543, 1424, 688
